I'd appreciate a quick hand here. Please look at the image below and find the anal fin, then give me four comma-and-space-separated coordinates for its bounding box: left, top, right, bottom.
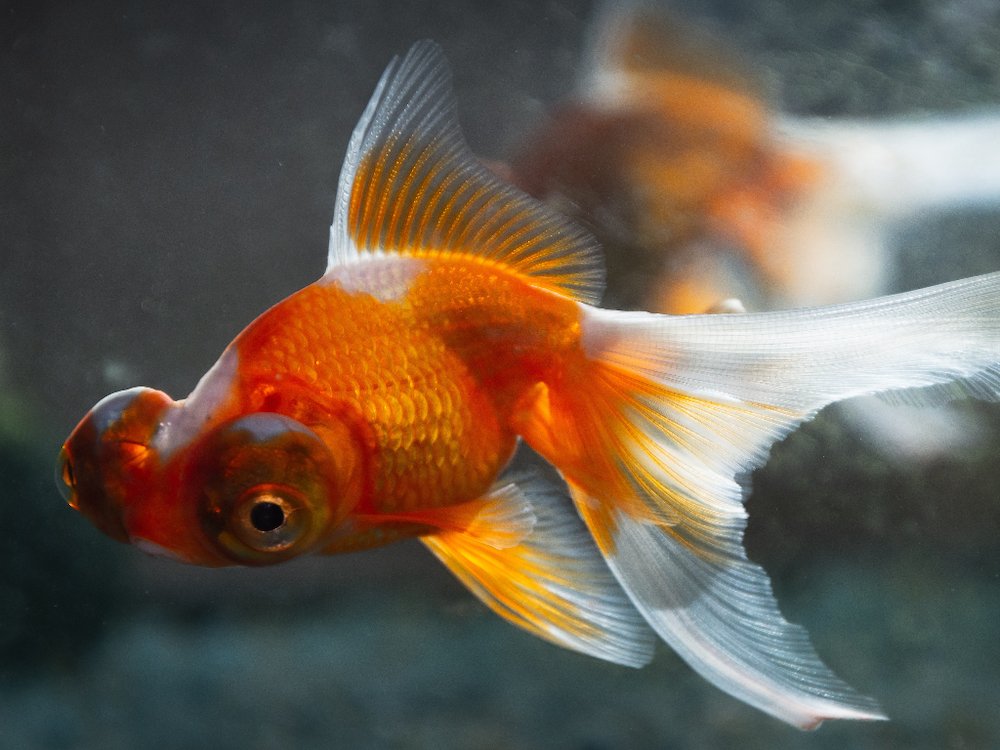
420, 472, 655, 668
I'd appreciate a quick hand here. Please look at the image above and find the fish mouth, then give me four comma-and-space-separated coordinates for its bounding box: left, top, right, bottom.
55, 447, 77, 508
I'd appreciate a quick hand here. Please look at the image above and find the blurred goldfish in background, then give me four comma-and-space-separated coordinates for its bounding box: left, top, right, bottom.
58, 42, 1000, 728
507, 3, 1000, 459
508, 5, 1000, 314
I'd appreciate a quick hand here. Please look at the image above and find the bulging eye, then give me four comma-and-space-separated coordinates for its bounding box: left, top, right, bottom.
227, 484, 310, 554
248, 494, 287, 532
191, 413, 344, 565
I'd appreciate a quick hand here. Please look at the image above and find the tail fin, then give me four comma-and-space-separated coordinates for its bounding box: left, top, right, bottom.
517, 272, 1000, 727
779, 113, 1000, 217
763, 113, 1000, 307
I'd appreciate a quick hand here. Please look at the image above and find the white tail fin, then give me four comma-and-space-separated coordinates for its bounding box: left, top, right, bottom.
779, 113, 1000, 217
516, 272, 1000, 727
767, 113, 1000, 306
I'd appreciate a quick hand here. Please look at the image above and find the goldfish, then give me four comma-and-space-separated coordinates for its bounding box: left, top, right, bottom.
57, 41, 1000, 729
508, 6, 1000, 313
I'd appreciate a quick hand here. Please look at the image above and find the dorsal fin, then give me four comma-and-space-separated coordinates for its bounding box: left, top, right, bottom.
583, 3, 766, 106
327, 41, 605, 304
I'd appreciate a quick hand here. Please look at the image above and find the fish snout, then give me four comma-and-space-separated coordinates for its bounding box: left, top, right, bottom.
57, 387, 175, 544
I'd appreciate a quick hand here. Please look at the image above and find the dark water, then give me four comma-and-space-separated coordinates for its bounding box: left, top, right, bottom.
3, 1, 1000, 747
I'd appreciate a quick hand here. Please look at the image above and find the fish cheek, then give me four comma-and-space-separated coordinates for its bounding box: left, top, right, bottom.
185, 413, 348, 565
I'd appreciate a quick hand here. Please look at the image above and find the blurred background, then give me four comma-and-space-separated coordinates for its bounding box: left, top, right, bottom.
3, 0, 1000, 747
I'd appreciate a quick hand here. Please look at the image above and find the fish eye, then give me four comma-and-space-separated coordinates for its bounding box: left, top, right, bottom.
249, 498, 286, 532
222, 484, 313, 557
191, 412, 346, 565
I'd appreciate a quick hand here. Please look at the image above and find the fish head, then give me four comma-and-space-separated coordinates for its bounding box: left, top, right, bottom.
59, 388, 361, 566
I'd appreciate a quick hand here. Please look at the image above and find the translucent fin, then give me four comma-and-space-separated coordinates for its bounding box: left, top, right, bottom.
421, 473, 655, 668
518, 272, 1000, 726
763, 112, 1000, 308
584, 272, 1000, 421
372, 484, 536, 551
327, 41, 605, 304
574, 487, 885, 728
778, 111, 1000, 217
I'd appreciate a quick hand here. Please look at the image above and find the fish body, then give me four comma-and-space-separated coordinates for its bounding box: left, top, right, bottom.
59, 42, 1000, 728
508, 6, 820, 313
510, 6, 1000, 313
204, 257, 583, 555
68, 256, 583, 565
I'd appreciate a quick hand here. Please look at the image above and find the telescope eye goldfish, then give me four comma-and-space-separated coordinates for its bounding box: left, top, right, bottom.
59, 41, 1000, 729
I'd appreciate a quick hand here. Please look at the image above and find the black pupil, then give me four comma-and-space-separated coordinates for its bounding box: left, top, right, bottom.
250, 501, 285, 532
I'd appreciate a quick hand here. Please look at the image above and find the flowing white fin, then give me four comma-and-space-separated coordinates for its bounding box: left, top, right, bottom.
779, 112, 1000, 218
516, 272, 1000, 727
572, 488, 884, 729
327, 41, 605, 304
421, 472, 656, 669
768, 113, 1000, 306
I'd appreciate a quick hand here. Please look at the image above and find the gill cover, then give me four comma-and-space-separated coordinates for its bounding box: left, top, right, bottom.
186, 413, 346, 565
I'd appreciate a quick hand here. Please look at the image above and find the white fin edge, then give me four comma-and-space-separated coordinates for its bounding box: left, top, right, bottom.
574, 487, 886, 728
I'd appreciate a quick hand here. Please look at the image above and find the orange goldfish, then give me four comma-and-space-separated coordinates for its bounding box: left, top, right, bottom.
509, 7, 1000, 314
58, 41, 1000, 728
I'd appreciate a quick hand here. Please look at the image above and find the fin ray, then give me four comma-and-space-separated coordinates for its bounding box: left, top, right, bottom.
517, 272, 1000, 726
328, 41, 605, 303
421, 472, 655, 668
573, 487, 885, 728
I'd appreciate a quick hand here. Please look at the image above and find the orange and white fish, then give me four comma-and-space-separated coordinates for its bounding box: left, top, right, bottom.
509, 6, 1000, 314
57, 41, 1000, 728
